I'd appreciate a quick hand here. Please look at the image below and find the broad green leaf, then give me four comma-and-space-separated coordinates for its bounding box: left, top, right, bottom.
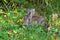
4, 0, 7, 3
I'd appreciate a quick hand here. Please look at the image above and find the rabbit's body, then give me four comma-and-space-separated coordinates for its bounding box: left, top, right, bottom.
23, 8, 47, 28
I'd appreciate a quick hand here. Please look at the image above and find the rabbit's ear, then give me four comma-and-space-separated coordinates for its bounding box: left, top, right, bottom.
27, 8, 35, 15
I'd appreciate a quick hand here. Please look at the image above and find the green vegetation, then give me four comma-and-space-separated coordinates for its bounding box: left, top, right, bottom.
0, 0, 60, 40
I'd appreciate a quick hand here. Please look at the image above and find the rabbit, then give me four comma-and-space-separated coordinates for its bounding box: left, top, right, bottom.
23, 8, 47, 28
